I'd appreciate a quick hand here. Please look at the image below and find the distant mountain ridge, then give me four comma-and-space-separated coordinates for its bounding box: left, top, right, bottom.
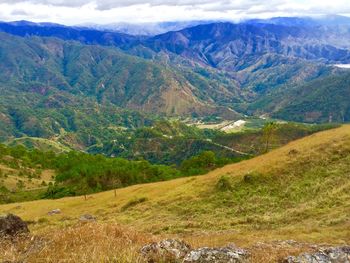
144, 22, 350, 67
1, 17, 350, 123
245, 15, 350, 26
0, 20, 138, 47
81, 20, 217, 36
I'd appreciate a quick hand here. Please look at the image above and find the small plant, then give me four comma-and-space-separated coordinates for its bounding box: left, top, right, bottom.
216, 175, 232, 191
16, 180, 25, 190
243, 173, 254, 183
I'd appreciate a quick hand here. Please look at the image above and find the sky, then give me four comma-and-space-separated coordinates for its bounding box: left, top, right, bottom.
0, 0, 349, 25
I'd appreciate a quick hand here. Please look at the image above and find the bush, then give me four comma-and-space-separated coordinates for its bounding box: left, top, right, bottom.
216, 175, 232, 191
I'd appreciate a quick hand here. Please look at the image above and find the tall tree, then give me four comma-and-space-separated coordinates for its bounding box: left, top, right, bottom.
262, 122, 278, 153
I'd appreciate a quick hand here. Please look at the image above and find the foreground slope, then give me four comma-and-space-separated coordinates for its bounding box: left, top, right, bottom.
1, 125, 350, 244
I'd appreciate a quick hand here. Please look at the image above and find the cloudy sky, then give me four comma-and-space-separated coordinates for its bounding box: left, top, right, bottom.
0, 0, 349, 25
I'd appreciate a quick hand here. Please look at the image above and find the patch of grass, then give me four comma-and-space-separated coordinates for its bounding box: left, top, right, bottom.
37, 217, 49, 224
121, 197, 148, 211
0, 223, 152, 263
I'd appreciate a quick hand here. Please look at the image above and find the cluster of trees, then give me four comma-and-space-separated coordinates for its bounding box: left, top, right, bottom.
0, 143, 241, 200
45, 152, 181, 198
46, 150, 244, 198
180, 151, 244, 176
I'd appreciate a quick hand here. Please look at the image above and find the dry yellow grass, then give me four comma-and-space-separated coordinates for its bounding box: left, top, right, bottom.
1, 125, 350, 262
0, 223, 153, 263
0, 222, 320, 263
0, 167, 54, 191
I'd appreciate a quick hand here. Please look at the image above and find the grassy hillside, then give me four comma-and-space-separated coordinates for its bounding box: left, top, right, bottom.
1, 125, 349, 246
0, 161, 54, 204
6, 137, 71, 153
0, 140, 247, 203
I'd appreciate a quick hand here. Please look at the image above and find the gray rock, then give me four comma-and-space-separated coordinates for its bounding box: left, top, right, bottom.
0, 214, 29, 237
48, 209, 61, 215
283, 246, 350, 263
141, 239, 191, 262
79, 214, 96, 222
183, 244, 250, 263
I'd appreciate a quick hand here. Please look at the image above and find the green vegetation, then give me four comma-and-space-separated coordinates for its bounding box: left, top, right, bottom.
0, 141, 243, 202
88, 120, 241, 165
0, 121, 338, 203
180, 151, 242, 176
262, 122, 278, 152
213, 122, 339, 155
2, 125, 349, 246
0, 32, 241, 147
249, 72, 350, 123
44, 152, 181, 199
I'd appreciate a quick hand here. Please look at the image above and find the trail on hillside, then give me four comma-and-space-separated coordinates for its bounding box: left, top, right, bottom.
210, 141, 250, 156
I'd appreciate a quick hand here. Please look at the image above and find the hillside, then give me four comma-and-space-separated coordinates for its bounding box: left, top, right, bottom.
2, 20, 350, 123
0, 32, 248, 152
0, 32, 240, 119
145, 22, 350, 65
1, 125, 349, 247
250, 72, 350, 123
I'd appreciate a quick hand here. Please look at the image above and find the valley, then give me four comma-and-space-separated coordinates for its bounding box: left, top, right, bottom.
0, 14, 350, 263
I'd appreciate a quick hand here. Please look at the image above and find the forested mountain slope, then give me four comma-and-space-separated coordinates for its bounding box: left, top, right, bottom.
250, 72, 350, 123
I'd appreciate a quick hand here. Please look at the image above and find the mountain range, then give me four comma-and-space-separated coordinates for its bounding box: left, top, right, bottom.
80, 20, 216, 36
1, 16, 350, 145
1, 15, 350, 262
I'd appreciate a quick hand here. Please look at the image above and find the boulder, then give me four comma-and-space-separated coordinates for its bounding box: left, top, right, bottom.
0, 214, 29, 237
283, 246, 350, 263
48, 209, 61, 215
183, 244, 250, 263
141, 239, 191, 262
79, 214, 96, 222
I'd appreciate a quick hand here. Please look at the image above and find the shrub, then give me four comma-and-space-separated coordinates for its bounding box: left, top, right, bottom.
216, 175, 232, 191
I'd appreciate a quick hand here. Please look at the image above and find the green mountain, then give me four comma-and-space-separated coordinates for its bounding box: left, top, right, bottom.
249, 72, 350, 123
1, 22, 348, 127
0, 33, 241, 119
0, 32, 248, 148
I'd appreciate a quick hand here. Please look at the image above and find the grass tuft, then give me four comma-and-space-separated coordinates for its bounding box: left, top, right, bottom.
121, 197, 148, 211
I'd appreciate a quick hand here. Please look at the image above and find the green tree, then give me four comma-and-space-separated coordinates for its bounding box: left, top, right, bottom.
262, 122, 278, 153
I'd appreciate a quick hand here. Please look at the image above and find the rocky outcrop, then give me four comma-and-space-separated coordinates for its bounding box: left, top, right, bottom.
183, 244, 250, 263
141, 239, 192, 262
283, 246, 350, 263
79, 214, 96, 222
48, 209, 61, 215
141, 240, 250, 263
0, 214, 29, 237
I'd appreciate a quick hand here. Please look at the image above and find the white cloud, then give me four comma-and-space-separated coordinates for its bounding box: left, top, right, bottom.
0, 0, 349, 25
